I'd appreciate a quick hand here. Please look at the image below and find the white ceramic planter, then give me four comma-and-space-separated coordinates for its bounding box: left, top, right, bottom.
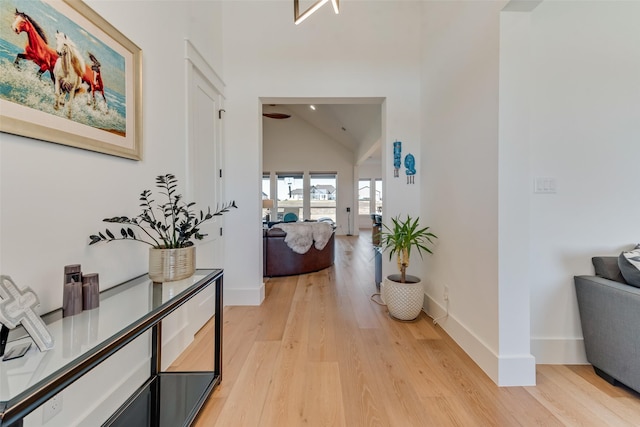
148, 246, 196, 282
382, 274, 423, 321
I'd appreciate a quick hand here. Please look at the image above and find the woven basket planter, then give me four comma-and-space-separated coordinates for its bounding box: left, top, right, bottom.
148, 246, 195, 283
382, 274, 423, 321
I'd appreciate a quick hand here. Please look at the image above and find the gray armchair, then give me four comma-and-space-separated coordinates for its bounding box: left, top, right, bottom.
574, 256, 640, 394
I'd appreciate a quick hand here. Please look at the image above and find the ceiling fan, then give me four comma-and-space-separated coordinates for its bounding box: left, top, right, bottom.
262, 105, 291, 119
262, 113, 291, 119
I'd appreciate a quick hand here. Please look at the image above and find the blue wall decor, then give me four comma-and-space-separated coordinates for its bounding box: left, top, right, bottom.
393, 140, 402, 178
404, 153, 416, 184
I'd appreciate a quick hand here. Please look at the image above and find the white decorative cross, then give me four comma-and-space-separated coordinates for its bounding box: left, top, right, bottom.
0, 275, 54, 351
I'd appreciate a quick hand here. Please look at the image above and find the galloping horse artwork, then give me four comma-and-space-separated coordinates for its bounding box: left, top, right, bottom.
1, 0, 134, 157
11, 9, 58, 84
53, 31, 85, 118
82, 53, 108, 110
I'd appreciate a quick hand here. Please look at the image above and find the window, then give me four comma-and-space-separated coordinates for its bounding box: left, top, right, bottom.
310, 173, 337, 222
276, 173, 303, 221
359, 178, 383, 215
375, 179, 383, 214
358, 179, 371, 215
262, 173, 271, 221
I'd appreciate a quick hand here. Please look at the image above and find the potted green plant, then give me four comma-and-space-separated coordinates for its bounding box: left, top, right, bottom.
379, 215, 437, 320
89, 173, 236, 282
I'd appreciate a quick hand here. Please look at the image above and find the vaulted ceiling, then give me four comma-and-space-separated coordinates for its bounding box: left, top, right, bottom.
262, 101, 382, 165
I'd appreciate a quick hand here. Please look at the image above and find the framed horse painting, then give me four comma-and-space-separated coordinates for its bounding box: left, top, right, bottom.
0, 0, 142, 160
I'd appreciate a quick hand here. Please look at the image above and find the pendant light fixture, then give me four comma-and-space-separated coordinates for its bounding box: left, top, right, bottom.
294, 0, 339, 25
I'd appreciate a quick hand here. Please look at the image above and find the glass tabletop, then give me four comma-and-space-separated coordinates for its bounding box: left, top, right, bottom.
0, 269, 219, 403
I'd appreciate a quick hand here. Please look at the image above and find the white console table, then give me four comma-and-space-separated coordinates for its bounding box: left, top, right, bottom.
0, 269, 223, 426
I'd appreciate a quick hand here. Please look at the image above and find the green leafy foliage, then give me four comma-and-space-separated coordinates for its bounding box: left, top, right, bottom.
379, 215, 437, 283
89, 173, 237, 249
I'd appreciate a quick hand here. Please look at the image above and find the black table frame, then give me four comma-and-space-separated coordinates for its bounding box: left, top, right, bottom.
0, 269, 223, 427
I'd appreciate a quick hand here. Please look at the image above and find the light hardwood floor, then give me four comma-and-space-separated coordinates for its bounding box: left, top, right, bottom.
172, 232, 640, 426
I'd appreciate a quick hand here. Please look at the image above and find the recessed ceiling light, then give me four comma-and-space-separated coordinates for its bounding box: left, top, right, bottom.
310, 105, 316, 110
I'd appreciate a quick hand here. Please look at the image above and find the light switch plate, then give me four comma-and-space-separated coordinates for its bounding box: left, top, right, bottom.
534, 177, 557, 194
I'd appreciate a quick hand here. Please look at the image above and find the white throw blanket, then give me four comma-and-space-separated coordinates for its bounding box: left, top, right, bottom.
275, 222, 334, 254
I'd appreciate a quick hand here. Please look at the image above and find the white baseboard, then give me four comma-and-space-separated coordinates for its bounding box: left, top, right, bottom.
498, 354, 536, 386
224, 282, 265, 306
424, 294, 499, 383
531, 337, 588, 364
424, 294, 536, 386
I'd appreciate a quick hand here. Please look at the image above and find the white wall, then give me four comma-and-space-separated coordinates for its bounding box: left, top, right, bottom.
0, 1, 224, 423
1, 0, 223, 311
262, 112, 355, 235
421, 0, 509, 384
358, 162, 382, 181
222, 0, 423, 305
421, 0, 640, 387
527, 1, 640, 363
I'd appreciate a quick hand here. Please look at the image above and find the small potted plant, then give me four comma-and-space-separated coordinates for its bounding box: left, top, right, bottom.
379, 215, 436, 320
89, 173, 236, 282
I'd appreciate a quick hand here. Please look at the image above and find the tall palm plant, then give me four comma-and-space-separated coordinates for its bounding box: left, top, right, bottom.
380, 215, 437, 283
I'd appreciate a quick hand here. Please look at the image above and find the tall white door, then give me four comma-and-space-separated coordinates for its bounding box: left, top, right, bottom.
189, 66, 223, 268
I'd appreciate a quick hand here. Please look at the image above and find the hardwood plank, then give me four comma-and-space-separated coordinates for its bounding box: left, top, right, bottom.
334, 234, 381, 329
533, 365, 640, 426
406, 314, 442, 340
174, 231, 640, 426
256, 274, 298, 341
259, 298, 312, 425
357, 328, 435, 426
300, 362, 347, 426
206, 341, 280, 427
567, 364, 640, 399
325, 266, 392, 427
525, 367, 622, 426
421, 395, 486, 426
307, 270, 338, 363
334, 323, 391, 427
211, 305, 263, 398
193, 396, 226, 426
417, 338, 526, 426
292, 271, 316, 303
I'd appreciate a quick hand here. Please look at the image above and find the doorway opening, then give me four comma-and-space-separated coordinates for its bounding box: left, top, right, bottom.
260, 97, 384, 237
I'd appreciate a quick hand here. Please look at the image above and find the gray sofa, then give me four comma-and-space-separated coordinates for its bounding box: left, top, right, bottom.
574, 256, 640, 394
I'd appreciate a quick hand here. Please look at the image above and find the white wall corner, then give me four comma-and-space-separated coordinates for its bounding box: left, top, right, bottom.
224, 281, 265, 306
